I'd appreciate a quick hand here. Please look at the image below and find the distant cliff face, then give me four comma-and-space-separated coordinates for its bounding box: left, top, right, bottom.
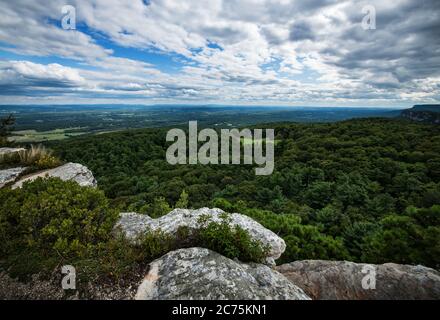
400, 105, 440, 124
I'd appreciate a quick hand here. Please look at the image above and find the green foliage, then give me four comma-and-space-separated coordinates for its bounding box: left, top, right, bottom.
0, 178, 118, 261
0, 178, 268, 282
77, 231, 176, 282
111, 214, 269, 266
34, 154, 62, 170
195, 214, 269, 263
212, 201, 349, 263
361, 206, 440, 267
148, 197, 172, 218
18, 144, 62, 170
49, 119, 440, 268
0, 114, 15, 147
175, 190, 189, 209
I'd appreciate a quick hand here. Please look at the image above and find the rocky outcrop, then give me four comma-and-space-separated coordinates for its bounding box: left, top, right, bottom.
0, 148, 26, 158
0, 147, 26, 158
12, 162, 97, 189
276, 260, 440, 300
0, 167, 27, 188
135, 247, 310, 300
115, 208, 286, 264
400, 105, 440, 124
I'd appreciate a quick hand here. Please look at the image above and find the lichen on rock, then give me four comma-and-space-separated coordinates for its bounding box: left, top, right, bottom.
0, 167, 27, 188
115, 208, 286, 264
135, 247, 310, 300
0, 147, 26, 158
12, 162, 97, 189
276, 260, 440, 300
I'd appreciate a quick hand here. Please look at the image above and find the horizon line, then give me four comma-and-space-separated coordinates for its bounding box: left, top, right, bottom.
0, 103, 418, 110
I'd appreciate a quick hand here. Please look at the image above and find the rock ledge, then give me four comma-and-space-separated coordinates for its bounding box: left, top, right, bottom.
116, 208, 286, 264
276, 260, 440, 300
12, 162, 97, 189
135, 247, 310, 300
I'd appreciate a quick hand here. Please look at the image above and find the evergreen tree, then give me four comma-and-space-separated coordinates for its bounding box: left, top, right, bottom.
176, 190, 189, 209
0, 114, 15, 147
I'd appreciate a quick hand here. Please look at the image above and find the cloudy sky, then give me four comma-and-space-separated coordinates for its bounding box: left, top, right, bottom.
0, 0, 439, 107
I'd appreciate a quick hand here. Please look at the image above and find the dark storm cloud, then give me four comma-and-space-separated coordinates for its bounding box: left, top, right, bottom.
0, 77, 80, 96
289, 21, 316, 41
318, 0, 440, 89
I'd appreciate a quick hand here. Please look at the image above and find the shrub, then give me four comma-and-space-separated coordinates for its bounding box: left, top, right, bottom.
194, 214, 269, 263
34, 154, 62, 169
109, 214, 269, 268
148, 197, 172, 218
0, 114, 15, 147
18, 145, 62, 169
211, 199, 350, 264
0, 177, 119, 261
175, 190, 189, 209
0, 178, 267, 283
70, 215, 268, 286
74, 232, 176, 282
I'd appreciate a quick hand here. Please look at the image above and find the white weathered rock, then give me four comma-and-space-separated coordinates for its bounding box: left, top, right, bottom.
12, 162, 97, 189
0, 147, 25, 157
135, 247, 310, 300
116, 208, 286, 264
276, 260, 440, 300
0, 167, 27, 188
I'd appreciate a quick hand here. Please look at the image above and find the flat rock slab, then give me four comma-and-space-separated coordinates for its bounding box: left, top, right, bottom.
12, 162, 97, 189
0, 167, 27, 188
0, 148, 25, 157
276, 260, 440, 300
135, 247, 310, 300
116, 208, 286, 264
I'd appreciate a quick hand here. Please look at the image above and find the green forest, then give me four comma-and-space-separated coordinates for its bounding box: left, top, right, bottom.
47, 118, 440, 268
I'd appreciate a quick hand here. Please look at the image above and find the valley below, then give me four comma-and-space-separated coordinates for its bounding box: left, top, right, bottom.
1, 105, 439, 300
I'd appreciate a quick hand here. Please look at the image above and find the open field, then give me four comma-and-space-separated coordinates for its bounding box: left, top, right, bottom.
1, 105, 400, 143
9, 128, 88, 143
242, 137, 281, 146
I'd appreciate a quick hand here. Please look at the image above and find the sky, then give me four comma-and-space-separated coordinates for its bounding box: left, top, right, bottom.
0, 0, 439, 107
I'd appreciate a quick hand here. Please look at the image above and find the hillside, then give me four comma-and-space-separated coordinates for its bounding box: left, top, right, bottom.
48, 118, 440, 268
400, 105, 440, 124
0, 142, 439, 299
1, 117, 440, 299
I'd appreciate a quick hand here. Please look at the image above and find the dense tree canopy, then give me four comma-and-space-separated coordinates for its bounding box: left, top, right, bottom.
51, 118, 440, 268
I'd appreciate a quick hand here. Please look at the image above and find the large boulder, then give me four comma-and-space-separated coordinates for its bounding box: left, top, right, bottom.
0, 167, 27, 188
12, 162, 97, 189
135, 247, 310, 300
276, 260, 440, 300
115, 208, 286, 264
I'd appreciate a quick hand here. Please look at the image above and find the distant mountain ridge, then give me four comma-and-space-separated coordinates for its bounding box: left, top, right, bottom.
411, 105, 440, 112
400, 104, 440, 124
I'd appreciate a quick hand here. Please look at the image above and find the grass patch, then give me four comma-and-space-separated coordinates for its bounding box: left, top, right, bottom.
241, 137, 280, 145
10, 128, 88, 143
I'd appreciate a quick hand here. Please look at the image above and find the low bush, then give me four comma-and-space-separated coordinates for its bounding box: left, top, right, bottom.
0, 178, 268, 283
212, 197, 350, 264
0, 178, 119, 277
34, 154, 62, 170
18, 145, 62, 169
194, 213, 269, 263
